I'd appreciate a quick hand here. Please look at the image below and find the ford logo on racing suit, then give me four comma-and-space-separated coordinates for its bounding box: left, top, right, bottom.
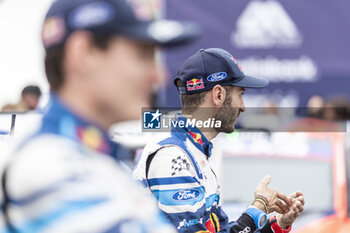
171, 189, 200, 201
207, 72, 227, 82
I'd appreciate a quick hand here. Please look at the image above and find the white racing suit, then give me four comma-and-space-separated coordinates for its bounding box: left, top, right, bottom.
133, 116, 291, 233
0, 95, 176, 233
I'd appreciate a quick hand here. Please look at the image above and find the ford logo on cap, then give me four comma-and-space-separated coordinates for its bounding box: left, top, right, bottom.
171, 189, 200, 201
207, 72, 227, 82
69, 2, 114, 29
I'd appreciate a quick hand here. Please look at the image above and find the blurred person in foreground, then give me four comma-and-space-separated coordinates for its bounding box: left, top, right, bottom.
0, 0, 199, 232
134, 48, 305, 233
1, 85, 41, 112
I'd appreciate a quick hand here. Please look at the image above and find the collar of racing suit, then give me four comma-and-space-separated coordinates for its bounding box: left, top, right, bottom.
40, 93, 120, 158
172, 115, 213, 157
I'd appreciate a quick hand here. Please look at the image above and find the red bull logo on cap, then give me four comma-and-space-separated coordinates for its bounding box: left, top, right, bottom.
186, 78, 205, 91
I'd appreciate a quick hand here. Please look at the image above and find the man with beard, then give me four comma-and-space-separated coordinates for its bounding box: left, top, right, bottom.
134, 48, 305, 233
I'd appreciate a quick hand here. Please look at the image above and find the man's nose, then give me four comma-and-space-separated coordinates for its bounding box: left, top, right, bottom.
149, 63, 159, 85
240, 102, 246, 112
151, 59, 167, 89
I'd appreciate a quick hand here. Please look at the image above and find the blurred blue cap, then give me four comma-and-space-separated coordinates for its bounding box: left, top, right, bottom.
42, 0, 200, 50
174, 48, 269, 95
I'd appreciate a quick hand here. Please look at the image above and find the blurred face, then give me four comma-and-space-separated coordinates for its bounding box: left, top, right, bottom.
22, 94, 40, 110
83, 36, 158, 123
214, 86, 245, 133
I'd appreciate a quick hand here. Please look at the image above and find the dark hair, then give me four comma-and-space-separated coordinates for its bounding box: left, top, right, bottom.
175, 79, 233, 113
44, 34, 113, 92
22, 85, 41, 97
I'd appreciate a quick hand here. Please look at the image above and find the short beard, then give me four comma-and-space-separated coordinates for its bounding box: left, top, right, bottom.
214, 96, 239, 133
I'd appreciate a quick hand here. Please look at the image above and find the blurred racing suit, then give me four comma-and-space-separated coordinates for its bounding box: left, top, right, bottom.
134, 116, 291, 233
0, 95, 176, 233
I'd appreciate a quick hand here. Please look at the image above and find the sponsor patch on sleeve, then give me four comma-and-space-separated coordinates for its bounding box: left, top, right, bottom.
152, 187, 205, 206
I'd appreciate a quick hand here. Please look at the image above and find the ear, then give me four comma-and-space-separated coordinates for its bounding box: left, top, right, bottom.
211, 85, 226, 107
64, 31, 94, 74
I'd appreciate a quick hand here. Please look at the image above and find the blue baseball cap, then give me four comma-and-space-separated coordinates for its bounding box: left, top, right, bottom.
174, 48, 269, 95
42, 0, 200, 50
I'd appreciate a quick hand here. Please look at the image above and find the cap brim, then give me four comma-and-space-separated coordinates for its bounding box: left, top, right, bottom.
118, 20, 200, 47
231, 75, 269, 89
